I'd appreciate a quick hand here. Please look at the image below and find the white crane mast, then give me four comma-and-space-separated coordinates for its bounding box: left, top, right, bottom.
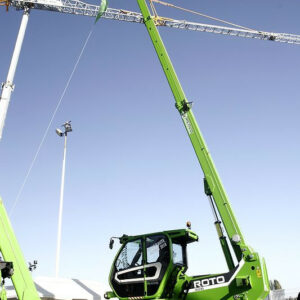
0, 7, 29, 139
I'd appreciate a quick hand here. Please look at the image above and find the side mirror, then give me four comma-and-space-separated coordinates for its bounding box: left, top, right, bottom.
109, 238, 114, 249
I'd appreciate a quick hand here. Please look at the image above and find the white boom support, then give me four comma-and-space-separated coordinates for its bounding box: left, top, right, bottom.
0, 7, 29, 139
11, 0, 300, 45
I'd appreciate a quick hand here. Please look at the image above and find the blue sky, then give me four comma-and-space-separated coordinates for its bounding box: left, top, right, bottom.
0, 0, 300, 294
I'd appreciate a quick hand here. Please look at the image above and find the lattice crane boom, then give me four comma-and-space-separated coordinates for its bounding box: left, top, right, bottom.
2, 0, 300, 139
10, 0, 300, 45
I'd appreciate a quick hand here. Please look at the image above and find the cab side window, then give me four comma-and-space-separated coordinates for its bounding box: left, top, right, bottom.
115, 239, 142, 271
172, 243, 184, 265
146, 235, 169, 264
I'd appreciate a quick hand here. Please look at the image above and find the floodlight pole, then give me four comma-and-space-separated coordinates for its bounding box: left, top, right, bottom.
0, 8, 30, 139
55, 122, 72, 278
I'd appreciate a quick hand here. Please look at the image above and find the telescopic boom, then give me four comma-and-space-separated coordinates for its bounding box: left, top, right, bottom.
137, 0, 247, 264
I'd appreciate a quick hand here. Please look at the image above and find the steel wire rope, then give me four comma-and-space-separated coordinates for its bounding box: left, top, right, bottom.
9, 25, 94, 216
151, 0, 259, 32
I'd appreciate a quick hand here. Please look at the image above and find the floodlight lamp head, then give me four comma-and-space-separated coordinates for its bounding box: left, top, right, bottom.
63, 121, 72, 133
55, 128, 64, 137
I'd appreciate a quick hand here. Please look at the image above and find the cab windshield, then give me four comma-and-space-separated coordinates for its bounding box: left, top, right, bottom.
115, 239, 142, 271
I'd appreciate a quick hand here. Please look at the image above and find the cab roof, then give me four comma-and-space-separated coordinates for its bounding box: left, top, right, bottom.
119, 229, 198, 245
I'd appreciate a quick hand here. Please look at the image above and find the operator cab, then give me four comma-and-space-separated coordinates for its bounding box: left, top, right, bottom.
109, 229, 198, 299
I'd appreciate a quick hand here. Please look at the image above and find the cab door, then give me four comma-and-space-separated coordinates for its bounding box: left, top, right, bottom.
145, 235, 170, 296
112, 238, 144, 297
111, 235, 170, 298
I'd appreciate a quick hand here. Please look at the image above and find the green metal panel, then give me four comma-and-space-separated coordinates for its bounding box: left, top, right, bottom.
0, 286, 7, 300
0, 199, 40, 300
95, 0, 108, 23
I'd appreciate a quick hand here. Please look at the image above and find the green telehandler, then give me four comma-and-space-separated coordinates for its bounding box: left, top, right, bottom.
104, 1, 270, 299
0, 199, 40, 300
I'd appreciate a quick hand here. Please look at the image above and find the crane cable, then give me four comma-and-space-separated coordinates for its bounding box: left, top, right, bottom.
9, 25, 94, 216
151, 0, 259, 33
